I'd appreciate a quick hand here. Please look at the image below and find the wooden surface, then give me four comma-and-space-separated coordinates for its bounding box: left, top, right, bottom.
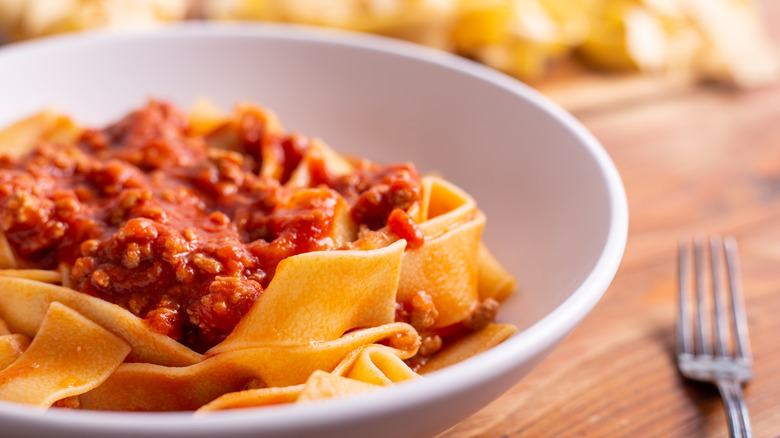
439, 3, 780, 438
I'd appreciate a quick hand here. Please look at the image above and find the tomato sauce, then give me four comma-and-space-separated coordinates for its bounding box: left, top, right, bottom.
0, 101, 422, 352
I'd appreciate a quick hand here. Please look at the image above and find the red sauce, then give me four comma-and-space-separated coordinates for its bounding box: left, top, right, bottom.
0, 101, 422, 352
387, 208, 425, 249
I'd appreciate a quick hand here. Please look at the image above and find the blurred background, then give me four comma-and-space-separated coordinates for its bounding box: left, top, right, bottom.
0, 0, 777, 112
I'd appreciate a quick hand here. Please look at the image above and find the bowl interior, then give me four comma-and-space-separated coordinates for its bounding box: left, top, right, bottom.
0, 23, 627, 438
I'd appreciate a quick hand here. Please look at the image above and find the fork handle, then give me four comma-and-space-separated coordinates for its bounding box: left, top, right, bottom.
716, 379, 753, 438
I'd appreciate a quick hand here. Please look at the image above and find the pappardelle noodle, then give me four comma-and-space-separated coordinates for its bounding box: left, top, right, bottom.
0, 100, 516, 411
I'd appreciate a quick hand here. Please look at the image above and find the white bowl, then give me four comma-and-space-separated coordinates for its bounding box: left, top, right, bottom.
0, 23, 628, 438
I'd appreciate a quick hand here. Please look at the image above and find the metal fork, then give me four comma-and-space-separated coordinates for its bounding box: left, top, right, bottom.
677, 236, 753, 438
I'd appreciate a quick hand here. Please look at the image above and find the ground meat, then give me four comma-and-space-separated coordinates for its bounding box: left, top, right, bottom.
387, 208, 425, 249
418, 333, 443, 357
326, 160, 422, 230
463, 298, 500, 331
409, 290, 439, 330
385, 330, 422, 353
82, 100, 207, 171
0, 100, 424, 352
186, 276, 263, 350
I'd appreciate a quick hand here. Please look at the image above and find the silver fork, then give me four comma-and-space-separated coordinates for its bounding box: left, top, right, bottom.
677, 236, 753, 438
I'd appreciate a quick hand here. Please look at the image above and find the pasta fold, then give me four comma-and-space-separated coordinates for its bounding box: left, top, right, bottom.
0, 277, 201, 366
0, 231, 19, 269
335, 344, 420, 386
0, 302, 130, 407
296, 370, 380, 402
0, 317, 10, 336
477, 242, 517, 303
418, 324, 517, 374
196, 344, 419, 413
285, 139, 355, 188
399, 213, 485, 328
79, 322, 419, 411
0, 269, 62, 284
417, 176, 477, 238
209, 240, 406, 353
0, 110, 81, 159
0, 334, 30, 371
196, 384, 305, 412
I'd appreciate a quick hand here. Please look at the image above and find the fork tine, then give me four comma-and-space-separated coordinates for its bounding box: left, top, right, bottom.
724, 236, 753, 363
693, 236, 712, 356
677, 237, 693, 356
710, 236, 731, 357
677, 236, 753, 437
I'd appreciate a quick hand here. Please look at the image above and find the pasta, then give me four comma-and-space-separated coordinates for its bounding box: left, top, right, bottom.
0, 99, 517, 411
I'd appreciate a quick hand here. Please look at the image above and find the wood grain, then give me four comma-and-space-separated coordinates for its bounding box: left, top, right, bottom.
439, 2, 780, 437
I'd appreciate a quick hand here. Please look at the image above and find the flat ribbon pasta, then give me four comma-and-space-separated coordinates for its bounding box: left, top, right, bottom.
79, 322, 419, 411
0, 317, 10, 335
416, 176, 478, 237
0, 100, 519, 413
209, 240, 406, 354
332, 344, 420, 386
197, 344, 419, 412
296, 370, 380, 402
397, 176, 487, 328
414, 178, 516, 304
195, 102, 283, 155
0, 334, 29, 371
0, 269, 62, 284
196, 385, 305, 412
0, 231, 19, 269
0, 110, 81, 159
477, 242, 517, 303
285, 139, 355, 188
0, 277, 201, 366
0, 302, 130, 407
399, 213, 485, 328
418, 323, 517, 374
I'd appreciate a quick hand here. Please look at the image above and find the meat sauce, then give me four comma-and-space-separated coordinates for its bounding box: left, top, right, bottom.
0, 101, 422, 352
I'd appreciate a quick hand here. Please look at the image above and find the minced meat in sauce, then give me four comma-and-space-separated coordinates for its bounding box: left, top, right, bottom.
0, 101, 422, 352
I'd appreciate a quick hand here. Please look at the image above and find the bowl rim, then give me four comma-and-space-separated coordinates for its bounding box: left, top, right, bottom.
0, 22, 629, 435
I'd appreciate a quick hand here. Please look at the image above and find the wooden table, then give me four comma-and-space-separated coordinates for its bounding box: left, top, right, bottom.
439, 3, 780, 438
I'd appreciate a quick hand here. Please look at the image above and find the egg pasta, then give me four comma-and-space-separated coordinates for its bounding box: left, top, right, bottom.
0, 100, 516, 411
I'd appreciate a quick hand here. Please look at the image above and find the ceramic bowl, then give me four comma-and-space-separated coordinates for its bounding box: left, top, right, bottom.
0, 23, 628, 438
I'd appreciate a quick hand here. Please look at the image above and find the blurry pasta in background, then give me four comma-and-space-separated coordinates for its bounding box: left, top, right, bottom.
202, 0, 779, 88
0, 99, 517, 411
0, 0, 776, 88
0, 0, 189, 41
